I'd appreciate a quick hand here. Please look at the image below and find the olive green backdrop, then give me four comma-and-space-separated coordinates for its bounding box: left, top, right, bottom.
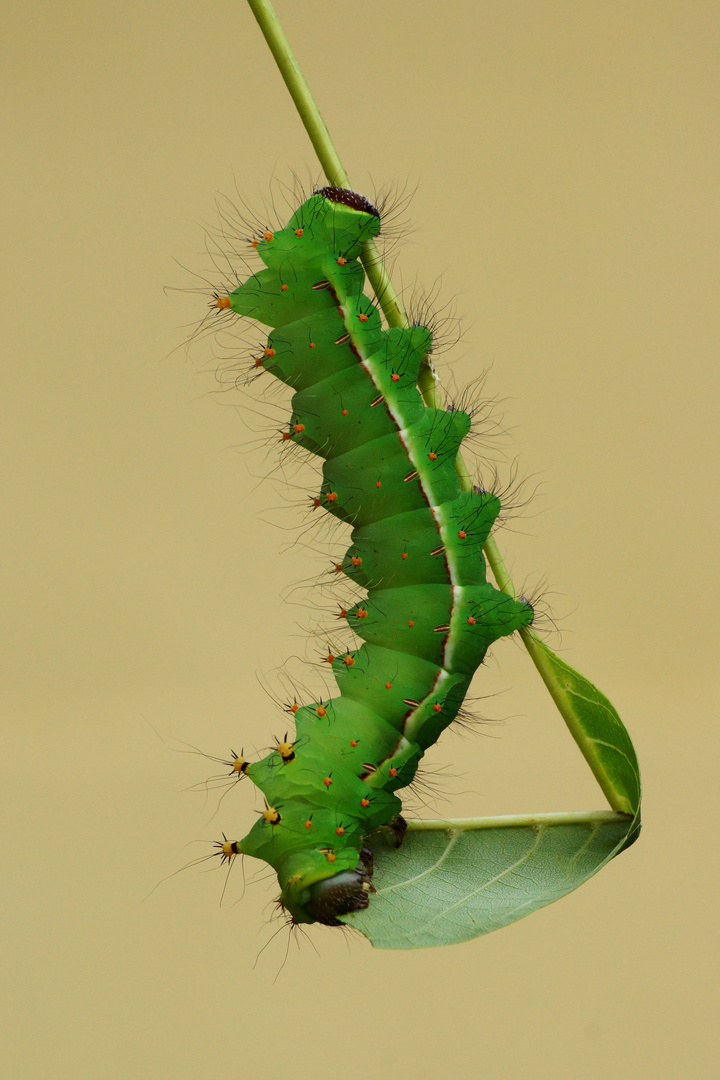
2, 1, 717, 1077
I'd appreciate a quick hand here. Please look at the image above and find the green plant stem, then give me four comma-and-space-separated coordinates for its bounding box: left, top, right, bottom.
245, 0, 619, 812
246, 0, 408, 330
406, 810, 631, 831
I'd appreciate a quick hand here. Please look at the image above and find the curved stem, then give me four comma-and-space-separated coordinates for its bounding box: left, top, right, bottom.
245, 0, 618, 811
406, 810, 631, 831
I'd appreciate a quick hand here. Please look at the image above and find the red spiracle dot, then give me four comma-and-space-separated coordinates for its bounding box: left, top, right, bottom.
341, 408, 348, 416
281, 284, 288, 292
375, 481, 382, 488
350, 740, 358, 748
304, 819, 313, 829
401, 552, 408, 560
385, 682, 392, 689
389, 767, 398, 778
433, 703, 442, 713
467, 616, 476, 625
323, 776, 333, 788
407, 619, 415, 627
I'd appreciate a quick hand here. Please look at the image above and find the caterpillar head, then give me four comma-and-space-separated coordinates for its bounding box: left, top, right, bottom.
278, 846, 374, 926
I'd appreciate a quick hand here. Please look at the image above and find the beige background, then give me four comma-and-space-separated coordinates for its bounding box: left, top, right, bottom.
3, 1, 718, 1077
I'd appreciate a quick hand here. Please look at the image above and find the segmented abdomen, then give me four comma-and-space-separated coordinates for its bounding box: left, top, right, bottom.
218, 189, 533, 921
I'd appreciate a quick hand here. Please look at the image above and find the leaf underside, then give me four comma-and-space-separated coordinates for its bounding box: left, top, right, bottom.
342, 644, 641, 948
343, 814, 633, 949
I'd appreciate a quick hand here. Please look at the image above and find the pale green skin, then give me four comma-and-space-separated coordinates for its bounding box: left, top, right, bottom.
223, 191, 533, 924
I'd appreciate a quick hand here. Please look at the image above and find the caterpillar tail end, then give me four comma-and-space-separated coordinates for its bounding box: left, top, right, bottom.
214, 296, 231, 309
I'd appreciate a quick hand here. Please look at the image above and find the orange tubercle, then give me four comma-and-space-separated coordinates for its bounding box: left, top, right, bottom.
215, 296, 231, 309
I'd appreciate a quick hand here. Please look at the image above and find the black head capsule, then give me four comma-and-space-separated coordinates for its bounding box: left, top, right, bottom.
302, 850, 376, 926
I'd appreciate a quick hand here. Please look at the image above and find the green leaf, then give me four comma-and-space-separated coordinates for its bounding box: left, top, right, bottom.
343, 653, 641, 948
521, 638, 641, 820
343, 811, 634, 949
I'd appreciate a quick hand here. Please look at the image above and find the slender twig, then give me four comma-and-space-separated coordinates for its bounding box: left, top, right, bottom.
407, 810, 631, 831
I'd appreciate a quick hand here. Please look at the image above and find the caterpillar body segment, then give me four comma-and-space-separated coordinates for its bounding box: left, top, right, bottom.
218, 188, 533, 925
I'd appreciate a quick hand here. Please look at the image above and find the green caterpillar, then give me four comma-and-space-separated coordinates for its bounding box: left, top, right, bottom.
211, 187, 534, 926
